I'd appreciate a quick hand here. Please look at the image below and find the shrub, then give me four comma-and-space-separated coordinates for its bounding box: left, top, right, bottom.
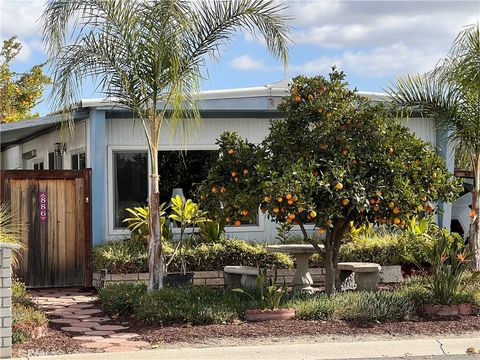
12, 304, 47, 344
98, 282, 147, 316
135, 287, 251, 325
333, 291, 414, 322
93, 239, 149, 273
94, 238, 294, 273
12, 279, 34, 307
286, 293, 335, 320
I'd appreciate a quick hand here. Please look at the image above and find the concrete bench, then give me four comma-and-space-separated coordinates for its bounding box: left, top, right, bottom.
224, 266, 262, 289
337, 262, 381, 291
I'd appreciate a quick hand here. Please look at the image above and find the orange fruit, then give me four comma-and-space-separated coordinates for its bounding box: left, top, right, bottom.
263, 196, 270, 203
319, 144, 328, 150
277, 197, 283, 203
342, 198, 350, 206
286, 194, 292, 200
220, 187, 226, 193
227, 148, 235, 155
342, 149, 348, 156
297, 207, 304, 214
307, 94, 314, 101
234, 220, 241, 226
225, 217, 231, 222
243, 169, 249, 175
287, 200, 294, 205
373, 205, 379, 212
376, 199, 381, 204
317, 108, 323, 113
286, 218, 292, 223
335, 182, 343, 190
288, 213, 295, 220
470, 209, 476, 218
388, 201, 395, 209
369, 199, 376, 205
211, 187, 218, 193
352, 159, 358, 165
273, 207, 280, 213
393, 217, 401, 225
309, 210, 317, 218
387, 147, 393, 154
393, 207, 400, 215
294, 95, 301, 102
231, 171, 237, 177
317, 227, 325, 235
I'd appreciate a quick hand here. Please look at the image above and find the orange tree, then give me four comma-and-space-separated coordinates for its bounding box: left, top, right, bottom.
200, 69, 460, 295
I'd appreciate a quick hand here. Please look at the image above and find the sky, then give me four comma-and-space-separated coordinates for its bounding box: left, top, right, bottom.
1, 0, 480, 117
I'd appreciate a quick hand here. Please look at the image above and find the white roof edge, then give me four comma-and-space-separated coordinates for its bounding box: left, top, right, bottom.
77, 87, 389, 109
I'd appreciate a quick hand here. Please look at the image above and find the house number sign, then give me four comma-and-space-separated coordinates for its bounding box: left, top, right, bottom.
39, 192, 48, 222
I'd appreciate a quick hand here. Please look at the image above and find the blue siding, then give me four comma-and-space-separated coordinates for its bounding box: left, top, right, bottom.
89, 110, 107, 245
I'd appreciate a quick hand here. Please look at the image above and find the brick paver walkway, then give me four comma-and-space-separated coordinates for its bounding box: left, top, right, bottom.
32, 288, 149, 353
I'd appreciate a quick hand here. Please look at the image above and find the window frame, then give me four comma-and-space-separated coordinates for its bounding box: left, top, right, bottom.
107, 145, 264, 237
70, 147, 86, 170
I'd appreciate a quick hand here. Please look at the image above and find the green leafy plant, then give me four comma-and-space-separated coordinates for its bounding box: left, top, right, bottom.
123, 203, 172, 243
426, 232, 471, 304
233, 269, 287, 310
167, 196, 209, 274
198, 219, 225, 244
275, 222, 293, 244
12, 279, 33, 307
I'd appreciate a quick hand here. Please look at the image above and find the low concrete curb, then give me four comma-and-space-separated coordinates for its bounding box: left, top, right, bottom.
14, 336, 480, 360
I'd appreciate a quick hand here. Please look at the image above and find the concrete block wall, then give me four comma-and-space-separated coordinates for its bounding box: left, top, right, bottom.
92, 268, 327, 289
0, 243, 19, 359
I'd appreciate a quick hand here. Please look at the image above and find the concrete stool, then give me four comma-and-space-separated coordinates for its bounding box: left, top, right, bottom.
224, 266, 261, 289
337, 262, 381, 291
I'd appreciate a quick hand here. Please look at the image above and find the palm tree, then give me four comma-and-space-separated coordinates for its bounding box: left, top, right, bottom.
387, 24, 480, 269
42, 0, 291, 290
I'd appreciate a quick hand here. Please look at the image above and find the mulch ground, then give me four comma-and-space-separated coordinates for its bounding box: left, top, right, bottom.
14, 315, 480, 356
134, 315, 480, 345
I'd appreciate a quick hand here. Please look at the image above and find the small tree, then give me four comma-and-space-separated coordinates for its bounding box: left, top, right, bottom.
200, 69, 460, 295
0, 37, 51, 123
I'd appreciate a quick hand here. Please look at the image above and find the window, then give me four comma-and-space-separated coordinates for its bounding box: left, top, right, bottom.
72, 152, 86, 169
48, 152, 63, 170
157, 150, 218, 204
113, 152, 148, 228
33, 162, 44, 170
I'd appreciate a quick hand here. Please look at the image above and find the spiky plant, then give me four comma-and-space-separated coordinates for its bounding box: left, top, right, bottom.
42, 0, 291, 290
0, 202, 24, 266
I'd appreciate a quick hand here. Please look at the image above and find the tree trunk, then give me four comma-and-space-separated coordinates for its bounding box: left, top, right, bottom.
324, 235, 336, 295
469, 154, 480, 270
147, 123, 164, 291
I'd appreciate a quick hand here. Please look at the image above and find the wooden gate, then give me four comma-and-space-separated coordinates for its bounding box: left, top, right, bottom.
0, 170, 92, 288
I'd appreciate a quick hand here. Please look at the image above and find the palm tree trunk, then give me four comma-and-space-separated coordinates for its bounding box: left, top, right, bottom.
147, 119, 164, 291
469, 153, 480, 270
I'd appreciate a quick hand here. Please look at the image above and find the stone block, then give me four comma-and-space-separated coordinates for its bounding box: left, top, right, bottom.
1, 297, 11, 308
0, 346, 12, 359
195, 271, 221, 279
2, 317, 11, 328
0, 288, 11, 299
193, 278, 206, 286
0, 268, 11, 278
205, 278, 225, 286
2, 336, 11, 348
1, 278, 11, 288
0, 327, 11, 338
309, 268, 325, 275
138, 273, 149, 280
123, 273, 140, 281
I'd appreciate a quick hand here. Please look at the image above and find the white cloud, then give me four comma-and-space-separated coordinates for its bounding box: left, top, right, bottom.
1, 0, 45, 38
230, 55, 270, 71
289, 43, 445, 78
0, 0, 47, 62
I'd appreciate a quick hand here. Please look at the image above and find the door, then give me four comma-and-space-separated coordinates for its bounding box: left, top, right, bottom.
0, 170, 92, 288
